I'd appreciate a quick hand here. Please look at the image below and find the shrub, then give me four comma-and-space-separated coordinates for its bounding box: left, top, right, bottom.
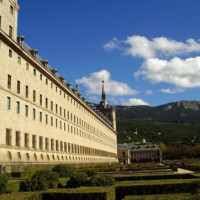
30, 174, 49, 191
170, 165, 178, 172
67, 173, 89, 188
53, 165, 75, 178
0, 174, 8, 194
20, 170, 59, 191
86, 169, 98, 177
19, 179, 31, 192
120, 165, 125, 172
89, 175, 115, 186
57, 182, 63, 188
20, 175, 48, 192
35, 170, 59, 188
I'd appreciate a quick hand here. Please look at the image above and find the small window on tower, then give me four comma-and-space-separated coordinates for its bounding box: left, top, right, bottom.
8, 49, 12, 58
26, 63, 29, 70
9, 26, 13, 38
10, 5, 14, 15
33, 69, 36, 76
18, 56, 21, 65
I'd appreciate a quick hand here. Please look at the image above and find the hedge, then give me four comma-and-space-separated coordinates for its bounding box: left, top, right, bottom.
122, 193, 200, 200
115, 182, 199, 200
115, 174, 196, 182
42, 192, 107, 200
23, 193, 42, 200
11, 172, 32, 178
0, 174, 8, 194
52, 165, 75, 178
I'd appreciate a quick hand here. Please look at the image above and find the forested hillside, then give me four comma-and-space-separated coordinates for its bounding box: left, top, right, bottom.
116, 101, 200, 124
116, 101, 200, 145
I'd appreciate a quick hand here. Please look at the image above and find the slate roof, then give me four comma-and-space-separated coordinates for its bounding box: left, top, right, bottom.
118, 143, 160, 151
17, 37, 112, 126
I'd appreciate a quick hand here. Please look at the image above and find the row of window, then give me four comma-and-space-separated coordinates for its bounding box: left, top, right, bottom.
5, 128, 116, 158
6, 96, 117, 149
1, 0, 113, 139
4, 41, 115, 147
7, 151, 111, 163
6, 77, 115, 145
6, 47, 113, 134
131, 152, 160, 157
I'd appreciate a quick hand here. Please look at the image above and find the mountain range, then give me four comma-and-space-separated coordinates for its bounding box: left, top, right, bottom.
116, 101, 200, 125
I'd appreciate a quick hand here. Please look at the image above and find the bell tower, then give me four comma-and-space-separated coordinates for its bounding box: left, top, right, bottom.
99, 80, 116, 132
99, 80, 109, 109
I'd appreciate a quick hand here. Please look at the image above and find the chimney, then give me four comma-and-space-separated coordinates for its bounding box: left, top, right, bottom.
75, 85, 79, 92
30, 49, 38, 59
51, 68, 58, 74
41, 59, 49, 68
17, 35, 25, 47
66, 82, 72, 88
59, 76, 65, 82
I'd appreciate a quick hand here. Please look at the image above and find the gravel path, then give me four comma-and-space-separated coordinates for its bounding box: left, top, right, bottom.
176, 168, 194, 174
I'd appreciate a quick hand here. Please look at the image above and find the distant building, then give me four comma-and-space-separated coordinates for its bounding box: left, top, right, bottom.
118, 143, 162, 164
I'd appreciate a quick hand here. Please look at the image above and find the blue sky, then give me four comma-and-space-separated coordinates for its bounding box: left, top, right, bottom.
18, 0, 200, 106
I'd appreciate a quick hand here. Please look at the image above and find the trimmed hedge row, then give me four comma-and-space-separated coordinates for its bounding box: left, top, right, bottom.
67, 173, 115, 188
0, 175, 8, 194
52, 165, 75, 178
115, 174, 195, 182
11, 172, 30, 178
115, 182, 200, 200
23, 193, 42, 200
42, 192, 107, 200
122, 193, 200, 200
184, 164, 200, 171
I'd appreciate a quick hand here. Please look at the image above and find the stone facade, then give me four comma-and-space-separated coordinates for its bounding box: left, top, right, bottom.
0, 0, 117, 169
118, 143, 162, 164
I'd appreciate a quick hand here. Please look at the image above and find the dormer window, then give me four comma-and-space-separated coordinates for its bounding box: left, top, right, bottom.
66, 82, 72, 88
59, 76, 65, 82
51, 68, 58, 75
41, 59, 49, 68
17, 35, 25, 47
30, 49, 38, 59
75, 85, 79, 92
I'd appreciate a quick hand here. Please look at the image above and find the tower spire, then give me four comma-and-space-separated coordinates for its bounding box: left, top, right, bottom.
102, 80, 106, 100
99, 80, 108, 109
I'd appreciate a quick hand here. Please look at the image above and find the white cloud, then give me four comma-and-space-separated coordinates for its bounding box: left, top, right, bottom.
160, 88, 184, 94
121, 98, 150, 106
145, 90, 153, 95
88, 96, 99, 101
135, 56, 200, 89
108, 97, 118, 105
76, 70, 137, 96
103, 37, 121, 52
104, 35, 200, 59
